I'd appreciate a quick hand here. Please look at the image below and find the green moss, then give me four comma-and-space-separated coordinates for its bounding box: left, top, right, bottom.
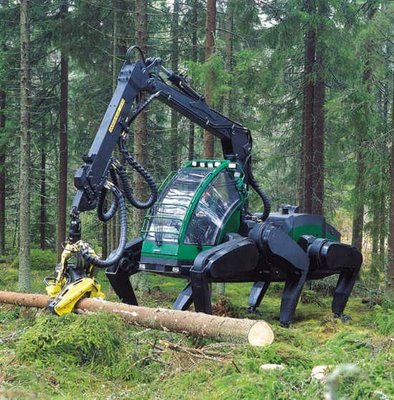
16, 312, 124, 366
0, 265, 393, 399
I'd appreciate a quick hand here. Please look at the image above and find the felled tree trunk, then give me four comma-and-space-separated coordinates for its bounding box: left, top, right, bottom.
0, 291, 274, 346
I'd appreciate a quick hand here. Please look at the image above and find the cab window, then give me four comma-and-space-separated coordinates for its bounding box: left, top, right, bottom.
145, 168, 209, 244
184, 170, 240, 246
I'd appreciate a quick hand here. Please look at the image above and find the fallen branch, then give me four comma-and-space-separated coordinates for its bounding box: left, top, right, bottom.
0, 291, 274, 346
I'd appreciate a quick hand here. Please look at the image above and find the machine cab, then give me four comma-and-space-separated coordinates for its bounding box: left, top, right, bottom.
139, 160, 247, 274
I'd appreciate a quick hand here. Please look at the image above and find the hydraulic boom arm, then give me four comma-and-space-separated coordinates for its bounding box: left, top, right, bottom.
72, 49, 259, 216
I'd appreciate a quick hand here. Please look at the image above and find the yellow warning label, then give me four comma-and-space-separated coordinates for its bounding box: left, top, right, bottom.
108, 98, 126, 133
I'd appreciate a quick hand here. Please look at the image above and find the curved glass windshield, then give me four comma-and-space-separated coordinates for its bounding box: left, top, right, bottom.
184, 171, 241, 246
145, 168, 210, 244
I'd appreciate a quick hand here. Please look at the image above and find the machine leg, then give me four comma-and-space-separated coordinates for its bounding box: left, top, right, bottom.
173, 282, 193, 311
190, 270, 212, 314
105, 266, 138, 305
248, 281, 271, 312
190, 234, 260, 314
332, 269, 359, 320
279, 271, 308, 327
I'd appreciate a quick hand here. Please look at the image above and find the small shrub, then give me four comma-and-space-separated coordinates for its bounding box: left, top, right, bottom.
0, 307, 20, 322
11, 248, 57, 271
374, 306, 394, 336
300, 289, 323, 306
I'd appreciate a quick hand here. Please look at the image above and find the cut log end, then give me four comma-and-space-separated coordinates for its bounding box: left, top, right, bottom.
248, 321, 275, 346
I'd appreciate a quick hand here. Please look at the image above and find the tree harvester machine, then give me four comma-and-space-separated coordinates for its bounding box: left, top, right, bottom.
45, 47, 362, 327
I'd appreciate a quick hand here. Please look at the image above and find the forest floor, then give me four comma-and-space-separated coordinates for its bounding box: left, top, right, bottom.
0, 264, 393, 400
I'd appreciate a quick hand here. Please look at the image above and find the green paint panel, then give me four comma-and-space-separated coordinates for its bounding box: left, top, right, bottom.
290, 224, 324, 241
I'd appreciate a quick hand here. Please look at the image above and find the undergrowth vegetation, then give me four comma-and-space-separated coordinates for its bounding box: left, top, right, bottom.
0, 267, 393, 399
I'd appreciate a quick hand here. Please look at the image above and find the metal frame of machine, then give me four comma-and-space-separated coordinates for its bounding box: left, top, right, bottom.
46, 47, 362, 326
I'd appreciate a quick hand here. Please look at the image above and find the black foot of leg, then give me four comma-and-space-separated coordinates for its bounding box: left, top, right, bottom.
248, 281, 271, 311
279, 272, 308, 326
190, 271, 212, 314
173, 282, 193, 311
105, 266, 138, 305
334, 313, 352, 322
332, 269, 359, 316
247, 306, 258, 313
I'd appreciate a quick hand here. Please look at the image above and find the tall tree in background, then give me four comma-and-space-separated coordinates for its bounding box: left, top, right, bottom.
188, 0, 199, 160
203, 0, 216, 158
389, 72, 394, 299
311, 0, 327, 216
0, 90, 5, 255
133, 0, 149, 292
170, 0, 180, 170
39, 138, 47, 250
57, 1, 69, 259
223, 0, 234, 119
351, 4, 376, 252
134, 0, 148, 232
18, 0, 31, 291
300, 0, 326, 215
300, 0, 316, 214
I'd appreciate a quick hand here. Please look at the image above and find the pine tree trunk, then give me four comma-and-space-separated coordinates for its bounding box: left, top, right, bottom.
109, 0, 119, 254
133, 0, 150, 292
223, 0, 233, 119
351, 148, 365, 252
388, 72, 394, 300
215, 1, 234, 297
39, 150, 47, 250
18, 0, 31, 292
0, 90, 5, 255
57, 1, 68, 260
188, 0, 198, 160
311, 0, 327, 216
203, 0, 216, 159
300, 0, 315, 214
170, 0, 180, 170
351, 6, 376, 252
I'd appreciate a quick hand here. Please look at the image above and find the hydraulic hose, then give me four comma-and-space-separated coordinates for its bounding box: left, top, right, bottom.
118, 138, 158, 209
81, 183, 127, 268
97, 164, 119, 222
246, 160, 271, 221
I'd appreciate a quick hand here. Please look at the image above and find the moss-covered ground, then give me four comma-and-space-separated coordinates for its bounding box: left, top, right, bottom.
0, 265, 393, 399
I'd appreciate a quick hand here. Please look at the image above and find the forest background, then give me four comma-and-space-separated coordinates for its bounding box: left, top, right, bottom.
0, 1, 393, 399
0, 0, 394, 297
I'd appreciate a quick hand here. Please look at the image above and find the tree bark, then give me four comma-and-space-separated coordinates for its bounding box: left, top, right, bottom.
170, 0, 180, 170
133, 0, 150, 292
388, 71, 394, 299
0, 291, 274, 346
203, 0, 216, 159
216, 0, 234, 296
351, 6, 376, 252
109, 0, 119, 254
39, 149, 47, 249
188, 0, 198, 160
311, 0, 327, 216
57, 1, 69, 260
19, 0, 31, 291
300, 0, 315, 214
0, 90, 5, 255
134, 0, 148, 233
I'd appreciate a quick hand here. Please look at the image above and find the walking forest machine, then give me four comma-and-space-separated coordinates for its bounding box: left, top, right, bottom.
45, 46, 362, 327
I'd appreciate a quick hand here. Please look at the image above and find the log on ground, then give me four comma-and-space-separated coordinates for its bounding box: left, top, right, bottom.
0, 290, 274, 346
